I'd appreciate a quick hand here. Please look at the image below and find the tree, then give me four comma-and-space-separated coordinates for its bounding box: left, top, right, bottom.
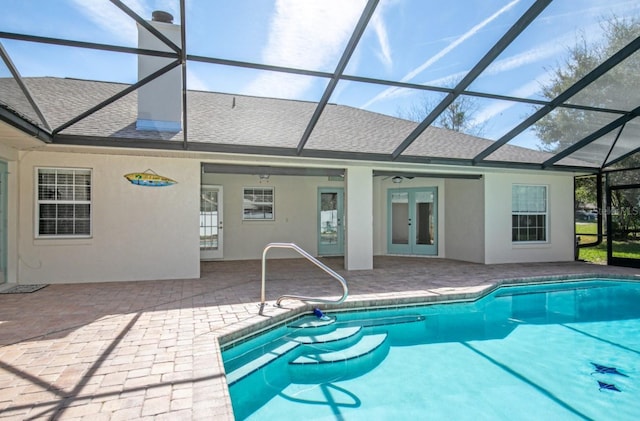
397, 93, 486, 136
575, 176, 597, 209
537, 16, 640, 248
533, 16, 640, 154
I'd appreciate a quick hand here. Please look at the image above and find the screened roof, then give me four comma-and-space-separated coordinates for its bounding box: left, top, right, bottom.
1, 0, 639, 172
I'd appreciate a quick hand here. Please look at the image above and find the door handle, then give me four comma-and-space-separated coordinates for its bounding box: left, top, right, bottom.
219, 222, 223, 229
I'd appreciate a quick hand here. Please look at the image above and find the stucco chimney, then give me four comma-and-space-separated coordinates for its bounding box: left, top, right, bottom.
136, 11, 182, 132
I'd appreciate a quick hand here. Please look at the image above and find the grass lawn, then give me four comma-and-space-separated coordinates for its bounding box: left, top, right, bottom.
576, 222, 603, 263
576, 222, 640, 264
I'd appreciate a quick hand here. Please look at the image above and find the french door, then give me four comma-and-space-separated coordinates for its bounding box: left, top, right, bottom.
200, 185, 223, 260
387, 187, 437, 255
318, 188, 344, 256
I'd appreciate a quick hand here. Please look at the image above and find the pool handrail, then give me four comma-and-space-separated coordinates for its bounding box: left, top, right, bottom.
260, 242, 348, 309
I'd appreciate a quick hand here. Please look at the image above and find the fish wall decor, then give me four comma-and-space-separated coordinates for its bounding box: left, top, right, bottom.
124, 169, 177, 187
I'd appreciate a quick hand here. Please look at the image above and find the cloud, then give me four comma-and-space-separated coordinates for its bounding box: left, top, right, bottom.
460, 18, 602, 129
422, 71, 468, 89
186, 69, 210, 92
410, 0, 520, 82
485, 44, 563, 76
243, 72, 321, 100
243, 0, 366, 98
462, 72, 548, 135
362, 0, 521, 109
541, 0, 640, 26
68, 0, 150, 44
362, 0, 605, 117
371, 9, 392, 71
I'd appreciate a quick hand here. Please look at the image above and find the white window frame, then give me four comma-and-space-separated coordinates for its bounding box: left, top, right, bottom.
35, 167, 92, 238
242, 187, 274, 221
512, 184, 548, 243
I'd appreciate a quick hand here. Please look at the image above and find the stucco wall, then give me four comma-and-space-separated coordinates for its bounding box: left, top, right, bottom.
17, 151, 201, 283
9, 148, 578, 284
345, 166, 373, 270
0, 143, 19, 161
444, 178, 485, 263
201, 172, 344, 260
5, 160, 18, 283
484, 171, 574, 264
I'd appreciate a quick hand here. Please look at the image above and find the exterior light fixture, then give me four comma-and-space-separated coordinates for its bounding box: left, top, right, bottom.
392, 176, 402, 183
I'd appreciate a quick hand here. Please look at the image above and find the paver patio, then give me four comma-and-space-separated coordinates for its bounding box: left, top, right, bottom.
0, 257, 638, 420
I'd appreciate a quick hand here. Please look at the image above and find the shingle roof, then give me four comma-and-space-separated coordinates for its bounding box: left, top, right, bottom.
2, 77, 581, 165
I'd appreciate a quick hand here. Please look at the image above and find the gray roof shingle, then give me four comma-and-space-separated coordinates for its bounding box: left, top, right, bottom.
0, 77, 588, 166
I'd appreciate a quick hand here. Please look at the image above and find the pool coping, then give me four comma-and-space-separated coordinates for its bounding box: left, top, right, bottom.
215, 272, 640, 350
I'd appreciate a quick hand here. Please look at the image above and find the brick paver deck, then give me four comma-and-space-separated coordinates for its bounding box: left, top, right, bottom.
0, 257, 638, 420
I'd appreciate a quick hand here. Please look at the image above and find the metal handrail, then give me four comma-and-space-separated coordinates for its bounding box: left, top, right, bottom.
260, 242, 348, 309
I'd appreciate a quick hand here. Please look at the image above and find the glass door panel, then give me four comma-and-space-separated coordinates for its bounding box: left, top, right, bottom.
390, 192, 410, 252
318, 188, 344, 256
320, 192, 338, 246
414, 190, 435, 254
200, 185, 223, 259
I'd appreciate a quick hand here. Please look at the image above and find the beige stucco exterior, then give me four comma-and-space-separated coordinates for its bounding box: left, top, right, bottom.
483, 171, 574, 264
200, 172, 345, 260
0, 144, 577, 285
15, 150, 200, 283
445, 178, 485, 263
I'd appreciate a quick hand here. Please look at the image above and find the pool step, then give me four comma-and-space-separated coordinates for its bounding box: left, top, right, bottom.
287, 315, 338, 335
288, 325, 362, 350
226, 312, 422, 386
225, 340, 300, 385
290, 333, 387, 364
288, 333, 389, 384
225, 325, 361, 385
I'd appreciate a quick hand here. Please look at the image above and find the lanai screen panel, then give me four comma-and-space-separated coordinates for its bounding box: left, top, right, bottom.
0, 0, 638, 170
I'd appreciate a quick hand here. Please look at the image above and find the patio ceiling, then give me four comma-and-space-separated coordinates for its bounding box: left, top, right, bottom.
0, 0, 639, 172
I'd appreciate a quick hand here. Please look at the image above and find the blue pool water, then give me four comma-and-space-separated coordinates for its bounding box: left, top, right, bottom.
222, 279, 640, 420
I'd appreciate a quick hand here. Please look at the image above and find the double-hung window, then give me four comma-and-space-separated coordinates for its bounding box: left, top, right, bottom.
36, 168, 91, 237
512, 184, 547, 242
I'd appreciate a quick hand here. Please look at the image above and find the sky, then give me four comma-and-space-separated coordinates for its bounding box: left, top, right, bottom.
1, 0, 639, 151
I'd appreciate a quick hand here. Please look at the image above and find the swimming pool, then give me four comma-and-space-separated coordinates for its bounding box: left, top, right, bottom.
222, 279, 640, 420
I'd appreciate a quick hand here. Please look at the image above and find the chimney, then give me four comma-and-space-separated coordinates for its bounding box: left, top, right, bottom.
136, 11, 182, 132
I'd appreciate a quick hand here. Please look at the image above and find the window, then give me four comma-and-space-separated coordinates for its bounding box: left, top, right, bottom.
243, 187, 274, 220
512, 185, 547, 242
37, 168, 91, 237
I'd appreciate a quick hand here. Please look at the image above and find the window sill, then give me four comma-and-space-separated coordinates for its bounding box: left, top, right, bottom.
512, 242, 551, 249
34, 237, 93, 246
